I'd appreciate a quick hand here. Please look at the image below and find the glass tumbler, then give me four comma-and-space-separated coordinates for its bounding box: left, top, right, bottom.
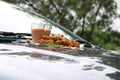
31, 23, 45, 43
44, 24, 52, 36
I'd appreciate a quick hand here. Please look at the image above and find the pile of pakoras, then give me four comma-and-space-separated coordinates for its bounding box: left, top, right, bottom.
38, 34, 80, 48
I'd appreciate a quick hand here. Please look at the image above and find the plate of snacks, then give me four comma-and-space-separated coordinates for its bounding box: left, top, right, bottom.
27, 34, 80, 53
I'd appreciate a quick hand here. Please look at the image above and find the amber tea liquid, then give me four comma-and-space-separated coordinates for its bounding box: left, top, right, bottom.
32, 28, 44, 43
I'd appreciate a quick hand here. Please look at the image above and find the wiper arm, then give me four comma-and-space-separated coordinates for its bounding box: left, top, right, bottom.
75, 39, 101, 49
75, 39, 92, 48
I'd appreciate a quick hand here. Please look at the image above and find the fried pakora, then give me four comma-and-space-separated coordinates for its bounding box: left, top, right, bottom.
38, 34, 80, 48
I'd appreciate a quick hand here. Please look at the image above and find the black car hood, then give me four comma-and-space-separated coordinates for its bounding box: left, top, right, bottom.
0, 43, 120, 80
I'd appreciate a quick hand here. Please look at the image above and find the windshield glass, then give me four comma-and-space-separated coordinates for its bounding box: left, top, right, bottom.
0, 1, 81, 40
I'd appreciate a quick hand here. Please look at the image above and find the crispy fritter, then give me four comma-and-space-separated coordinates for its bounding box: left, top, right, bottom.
39, 39, 54, 44
68, 41, 79, 48
55, 40, 63, 45
38, 34, 80, 48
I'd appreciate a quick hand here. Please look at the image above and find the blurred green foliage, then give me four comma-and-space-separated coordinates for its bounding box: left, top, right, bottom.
76, 29, 120, 50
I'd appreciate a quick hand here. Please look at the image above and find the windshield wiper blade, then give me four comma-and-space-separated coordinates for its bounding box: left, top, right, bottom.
0, 31, 16, 36
0, 31, 31, 42
0, 31, 31, 39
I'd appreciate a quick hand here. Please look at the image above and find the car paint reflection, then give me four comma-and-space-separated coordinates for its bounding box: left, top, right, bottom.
0, 44, 120, 80
66, 47, 120, 71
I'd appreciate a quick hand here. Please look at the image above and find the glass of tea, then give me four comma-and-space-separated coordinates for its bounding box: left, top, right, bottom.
31, 23, 45, 43
44, 24, 52, 36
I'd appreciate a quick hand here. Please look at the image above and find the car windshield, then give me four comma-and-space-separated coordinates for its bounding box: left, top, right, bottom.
0, 1, 88, 43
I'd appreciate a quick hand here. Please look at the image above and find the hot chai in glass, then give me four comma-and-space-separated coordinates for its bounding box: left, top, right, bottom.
31, 23, 52, 43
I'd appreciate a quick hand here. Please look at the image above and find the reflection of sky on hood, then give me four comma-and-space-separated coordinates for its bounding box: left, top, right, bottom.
0, 56, 120, 80
0, 43, 120, 80
0, 54, 117, 80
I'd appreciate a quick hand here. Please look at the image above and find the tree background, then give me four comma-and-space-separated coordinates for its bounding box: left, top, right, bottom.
3, 0, 120, 50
